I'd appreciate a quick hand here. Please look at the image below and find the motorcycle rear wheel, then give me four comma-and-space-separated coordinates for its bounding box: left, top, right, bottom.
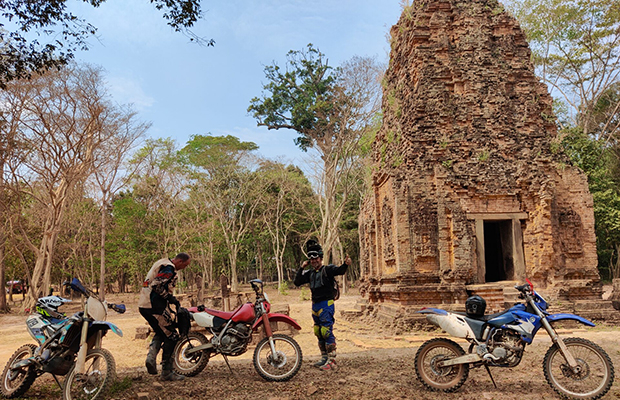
62, 348, 116, 400
415, 338, 469, 392
253, 333, 302, 382
0, 344, 37, 399
173, 332, 211, 377
543, 337, 614, 400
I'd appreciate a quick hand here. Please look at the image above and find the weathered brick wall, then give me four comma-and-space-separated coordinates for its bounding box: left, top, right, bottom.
359, 0, 602, 308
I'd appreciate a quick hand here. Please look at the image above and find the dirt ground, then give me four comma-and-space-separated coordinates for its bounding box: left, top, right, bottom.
2, 286, 620, 400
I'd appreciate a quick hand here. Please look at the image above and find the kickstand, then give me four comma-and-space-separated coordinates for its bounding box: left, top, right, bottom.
51, 374, 63, 390
222, 355, 235, 376
484, 365, 498, 389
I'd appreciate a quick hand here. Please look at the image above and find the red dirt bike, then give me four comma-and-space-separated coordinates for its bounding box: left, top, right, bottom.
172, 279, 303, 382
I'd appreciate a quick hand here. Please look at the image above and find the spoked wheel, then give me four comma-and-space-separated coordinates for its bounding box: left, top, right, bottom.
415, 338, 469, 392
62, 348, 116, 400
543, 337, 614, 400
173, 332, 211, 377
253, 334, 302, 382
0, 344, 37, 399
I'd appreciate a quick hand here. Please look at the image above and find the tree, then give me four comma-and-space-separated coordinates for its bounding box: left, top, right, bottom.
249, 44, 383, 263
258, 161, 316, 290
90, 107, 147, 300
509, 0, 620, 139
180, 134, 264, 292
0, 63, 121, 309
0, 0, 212, 88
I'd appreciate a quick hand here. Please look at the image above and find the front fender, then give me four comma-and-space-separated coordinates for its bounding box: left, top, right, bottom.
546, 313, 595, 327
90, 321, 123, 337
252, 313, 302, 332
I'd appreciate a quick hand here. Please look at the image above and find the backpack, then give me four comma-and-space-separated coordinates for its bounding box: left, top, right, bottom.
332, 278, 340, 301
322, 267, 340, 301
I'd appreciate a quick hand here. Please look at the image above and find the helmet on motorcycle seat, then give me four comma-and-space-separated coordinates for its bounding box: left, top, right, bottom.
36, 296, 71, 319
465, 295, 486, 317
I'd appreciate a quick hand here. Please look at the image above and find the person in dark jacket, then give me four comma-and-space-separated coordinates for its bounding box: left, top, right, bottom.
294, 241, 351, 371
138, 253, 191, 381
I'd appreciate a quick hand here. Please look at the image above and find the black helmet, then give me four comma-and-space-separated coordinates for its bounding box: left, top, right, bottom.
305, 240, 323, 259
465, 295, 486, 317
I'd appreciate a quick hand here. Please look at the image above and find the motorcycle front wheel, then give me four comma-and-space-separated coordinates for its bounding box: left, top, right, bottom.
173, 332, 211, 377
62, 348, 116, 400
415, 338, 469, 392
543, 337, 614, 400
0, 344, 37, 399
253, 333, 302, 382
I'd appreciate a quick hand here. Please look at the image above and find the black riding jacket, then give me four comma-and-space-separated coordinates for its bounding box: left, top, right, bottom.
294, 263, 348, 303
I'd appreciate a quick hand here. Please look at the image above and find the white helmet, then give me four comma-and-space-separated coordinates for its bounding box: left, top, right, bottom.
36, 296, 71, 319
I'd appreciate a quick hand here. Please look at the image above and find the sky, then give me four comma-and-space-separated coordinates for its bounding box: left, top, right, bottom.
67, 0, 405, 167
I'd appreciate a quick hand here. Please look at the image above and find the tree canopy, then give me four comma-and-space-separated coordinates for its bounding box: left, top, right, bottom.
0, 0, 211, 88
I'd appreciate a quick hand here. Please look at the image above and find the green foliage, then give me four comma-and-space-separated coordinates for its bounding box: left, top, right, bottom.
299, 286, 311, 301
278, 280, 289, 295
0, 0, 210, 89
510, 0, 620, 134
248, 44, 337, 151
478, 149, 490, 162
109, 376, 133, 395
561, 128, 620, 278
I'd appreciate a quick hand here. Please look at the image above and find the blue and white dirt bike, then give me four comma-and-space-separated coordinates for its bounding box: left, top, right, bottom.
415, 280, 614, 399
0, 278, 125, 400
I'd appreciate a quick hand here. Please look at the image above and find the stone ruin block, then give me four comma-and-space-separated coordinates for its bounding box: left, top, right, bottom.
359, 0, 607, 318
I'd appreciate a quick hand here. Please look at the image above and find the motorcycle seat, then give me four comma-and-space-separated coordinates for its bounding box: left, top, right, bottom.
455, 309, 511, 321
203, 308, 235, 320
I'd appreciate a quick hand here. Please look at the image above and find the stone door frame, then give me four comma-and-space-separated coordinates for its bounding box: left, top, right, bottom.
467, 213, 527, 284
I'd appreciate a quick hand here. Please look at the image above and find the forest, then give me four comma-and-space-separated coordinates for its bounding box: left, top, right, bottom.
1, 0, 619, 312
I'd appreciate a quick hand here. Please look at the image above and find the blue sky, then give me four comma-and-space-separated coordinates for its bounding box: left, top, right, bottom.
70, 0, 404, 166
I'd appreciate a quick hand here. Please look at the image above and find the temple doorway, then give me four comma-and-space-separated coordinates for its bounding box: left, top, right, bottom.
484, 220, 515, 282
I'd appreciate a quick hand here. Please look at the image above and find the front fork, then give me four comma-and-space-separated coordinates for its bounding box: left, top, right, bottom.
530, 297, 580, 371
262, 313, 278, 356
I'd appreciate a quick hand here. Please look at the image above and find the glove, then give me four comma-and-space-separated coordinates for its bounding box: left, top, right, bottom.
169, 297, 180, 308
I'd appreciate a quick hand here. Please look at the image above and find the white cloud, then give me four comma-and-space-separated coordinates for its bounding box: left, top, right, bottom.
105, 76, 155, 111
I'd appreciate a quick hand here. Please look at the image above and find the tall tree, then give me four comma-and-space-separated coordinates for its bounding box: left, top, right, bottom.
249, 45, 383, 262
0, 0, 212, 88
90, 107, 147, 300
509, 0, 620, 138
181, 134, 263, 292
258, 161, 315, 290
1, 63, 117, 309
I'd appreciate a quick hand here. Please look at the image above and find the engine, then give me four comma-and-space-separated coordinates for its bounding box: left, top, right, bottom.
479, 329, 525, 367
218, 323, 252, 356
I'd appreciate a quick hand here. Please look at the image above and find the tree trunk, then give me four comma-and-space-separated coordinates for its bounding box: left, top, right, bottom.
99, 196, 107, 300
0, 234, 7, 312
256, 240, 264, 281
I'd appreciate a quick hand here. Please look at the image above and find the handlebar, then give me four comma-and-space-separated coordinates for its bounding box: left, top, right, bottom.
107, 303, 126, 314
514, 284, 531, 293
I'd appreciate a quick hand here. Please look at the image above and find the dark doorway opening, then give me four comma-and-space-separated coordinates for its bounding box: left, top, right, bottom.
484, 220, 515, 282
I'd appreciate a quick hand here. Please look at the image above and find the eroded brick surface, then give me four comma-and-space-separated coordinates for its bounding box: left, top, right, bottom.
359, 0, 604, 315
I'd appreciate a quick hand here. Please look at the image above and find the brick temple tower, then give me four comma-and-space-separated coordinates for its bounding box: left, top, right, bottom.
359, 0, 607, 319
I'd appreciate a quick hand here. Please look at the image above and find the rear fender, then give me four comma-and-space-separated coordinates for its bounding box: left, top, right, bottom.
251, 313, 302, 332
546, 313, 595, 327
418, 309, 476, 340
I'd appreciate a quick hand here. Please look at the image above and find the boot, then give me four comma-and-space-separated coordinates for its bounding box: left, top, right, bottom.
313, 342, 328, 368
160, 339, 185, 381
161, 368, 185, 381
145, 336, 162, 375
320, 343, 337, 371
